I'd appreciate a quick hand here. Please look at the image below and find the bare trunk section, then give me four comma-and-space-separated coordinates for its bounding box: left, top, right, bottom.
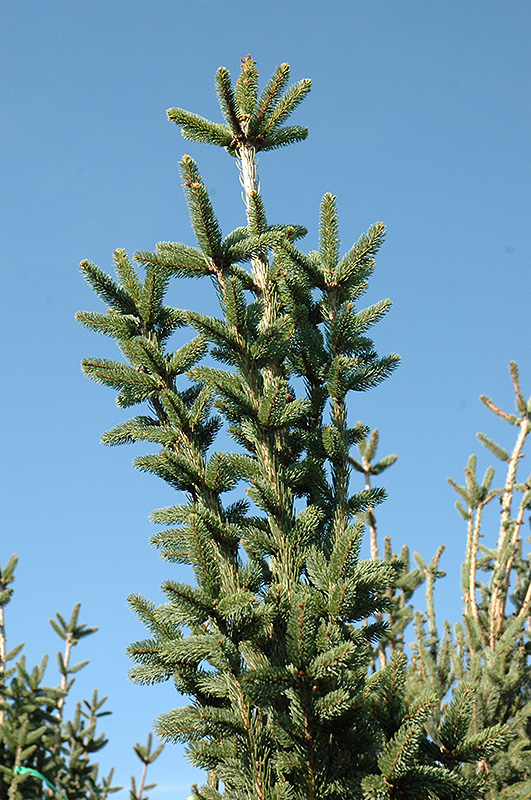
237, 140, 275, 330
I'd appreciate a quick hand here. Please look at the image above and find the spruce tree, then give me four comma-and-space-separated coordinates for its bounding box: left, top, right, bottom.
77, 56, 507, 799
0, 556, 163, 799
415, 365, 531, 798
357, 365, 531, 798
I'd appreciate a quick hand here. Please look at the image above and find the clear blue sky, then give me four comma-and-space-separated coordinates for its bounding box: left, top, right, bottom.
1, 1, 530, 796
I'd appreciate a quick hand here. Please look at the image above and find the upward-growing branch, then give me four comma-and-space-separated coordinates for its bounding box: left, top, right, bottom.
487, 367, 531, 646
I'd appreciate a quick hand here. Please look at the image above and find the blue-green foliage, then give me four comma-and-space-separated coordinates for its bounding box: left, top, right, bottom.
0, 555, 166, 800
78, 57, 515, 799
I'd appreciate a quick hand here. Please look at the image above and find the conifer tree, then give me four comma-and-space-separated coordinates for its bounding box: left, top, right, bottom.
359, 366, 531, 798
0, 555, 163, 799
77, 56, 507, 799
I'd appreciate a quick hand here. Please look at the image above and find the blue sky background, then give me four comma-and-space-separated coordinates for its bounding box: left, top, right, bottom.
1, 1, 530, 796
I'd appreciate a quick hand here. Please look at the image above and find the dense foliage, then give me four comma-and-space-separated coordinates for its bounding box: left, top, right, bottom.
75, 56, 531, 800
0, 557, 163, 800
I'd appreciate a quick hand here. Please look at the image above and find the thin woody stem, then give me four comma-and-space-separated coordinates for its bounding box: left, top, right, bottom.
463, 510, 474, 619
136, 760, 149, 800
482, 397, 513, 422
57, 632, 73, 720
497, 500, 529, 634
467, 505, 482, 623
363, 459, 379, 561
53, 631, 74, 760
425, 546, 444, 658
208, 768, 220, 792
363, 457, 387, 668
517, 578, 531, 623
490, 418, 529, 647
500, 419, 528, 529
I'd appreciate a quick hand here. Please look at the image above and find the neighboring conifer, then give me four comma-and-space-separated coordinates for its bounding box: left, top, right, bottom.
77, 57, 510, 799
439, 365, 531, 797
0, 556, 163, 799
362, 365, 531, 798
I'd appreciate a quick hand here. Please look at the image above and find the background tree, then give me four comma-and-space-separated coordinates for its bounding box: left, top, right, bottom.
77, 57, 510, 799
0, 555, 163, 800
360, 363, 531, 799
